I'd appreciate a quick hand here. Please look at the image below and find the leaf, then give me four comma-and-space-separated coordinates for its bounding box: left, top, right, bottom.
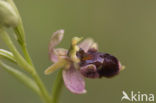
0, 49, 16, 63
0, 60, 40, 95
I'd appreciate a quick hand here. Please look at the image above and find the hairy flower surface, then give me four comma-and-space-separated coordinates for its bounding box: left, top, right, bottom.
45, 30, 123, 94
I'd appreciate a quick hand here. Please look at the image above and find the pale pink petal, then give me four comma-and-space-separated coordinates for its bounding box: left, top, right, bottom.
48, 30, 64, 62
80, 64, 99, 78
49, 48, 68, 63
49, 29, 64, 50
49, 50, 59, 63
79, 38, 98, 52
63, 65, 86, 94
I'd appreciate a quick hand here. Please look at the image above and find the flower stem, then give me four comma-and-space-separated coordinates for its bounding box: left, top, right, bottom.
0, 28, 33, 73
6, 0, 26, 45
2, 1, 51, 102
21, 43, 34, 65
0, 29, 51, 103
32, 71, 51, 103
51, 69, 63, 103
6, 0, 33, 65
2, 1, 64, 103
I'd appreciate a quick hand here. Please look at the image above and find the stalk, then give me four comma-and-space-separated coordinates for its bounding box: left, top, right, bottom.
0, 29, 51, 103
51, 69, 63, 103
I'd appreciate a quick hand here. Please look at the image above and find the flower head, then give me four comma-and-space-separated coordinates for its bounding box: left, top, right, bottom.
45, 30, 123, 94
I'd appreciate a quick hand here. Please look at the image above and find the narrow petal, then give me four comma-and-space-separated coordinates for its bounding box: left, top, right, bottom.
63, 65, 86, 94
80, 64, 99, 78
55, 48, 68, 57
44, 59, 67, 75
79, 38, 98, 52
49, 30, 64, 62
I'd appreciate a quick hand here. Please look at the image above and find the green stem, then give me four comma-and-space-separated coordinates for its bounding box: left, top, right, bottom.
21, 43, 34, 65
52, 69, 63, 103
32, 72, 51, 103
4, 1, 51, 103
0, 29, 50, 103
0, 28, 33, 73
6, 0, 26, 45
3, 1, 64, 103
6, 0, 33, 65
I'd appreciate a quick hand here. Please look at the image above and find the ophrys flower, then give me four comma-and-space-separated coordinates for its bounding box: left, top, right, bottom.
45, 30, 123, 94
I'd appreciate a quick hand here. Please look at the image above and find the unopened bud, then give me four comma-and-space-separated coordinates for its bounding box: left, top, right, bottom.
0, 1, 19, 27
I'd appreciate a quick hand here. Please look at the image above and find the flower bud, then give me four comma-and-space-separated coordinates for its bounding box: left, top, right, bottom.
0, 1, 19, 27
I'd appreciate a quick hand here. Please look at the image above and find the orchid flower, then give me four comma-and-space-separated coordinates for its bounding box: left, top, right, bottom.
45, 29, 123, 94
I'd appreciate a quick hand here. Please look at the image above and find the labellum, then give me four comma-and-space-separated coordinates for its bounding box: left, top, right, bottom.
77, 48, 121, 78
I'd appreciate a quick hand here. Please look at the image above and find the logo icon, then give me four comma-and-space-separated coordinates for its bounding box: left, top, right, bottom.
121, 91, 155, 102
121, 91, 131, 101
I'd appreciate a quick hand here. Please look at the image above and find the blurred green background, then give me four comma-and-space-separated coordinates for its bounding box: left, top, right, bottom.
0, 0, 156, 103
